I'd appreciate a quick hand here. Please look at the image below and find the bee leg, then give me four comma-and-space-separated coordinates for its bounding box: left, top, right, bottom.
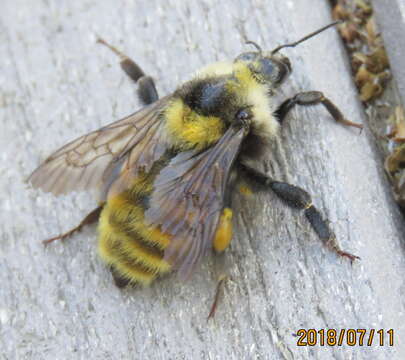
207, 252, 230, 320
207, 275, 228, 320
208, 202, 234, 320
97, 37, 159, 105
239, 164, 360, 263
43, 206, 103, 245
137, 76, 159, 105
275, 91, 363, 129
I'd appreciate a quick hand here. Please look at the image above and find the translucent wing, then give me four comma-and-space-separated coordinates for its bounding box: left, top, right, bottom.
29, 97, 170, 196
145, 124, 247, 279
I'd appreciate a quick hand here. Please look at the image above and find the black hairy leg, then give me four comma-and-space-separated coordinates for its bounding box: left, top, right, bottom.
239, 164, 359, 263
97, 38, 159, 105
43, 206, 103, 245
275, 91, 363, 129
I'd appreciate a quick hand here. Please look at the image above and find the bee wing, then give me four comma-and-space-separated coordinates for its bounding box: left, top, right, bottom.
29, 96, 170, 196
145, 124, 247, 280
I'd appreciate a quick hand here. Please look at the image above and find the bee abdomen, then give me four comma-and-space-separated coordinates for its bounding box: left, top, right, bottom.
98, 195, 171, 286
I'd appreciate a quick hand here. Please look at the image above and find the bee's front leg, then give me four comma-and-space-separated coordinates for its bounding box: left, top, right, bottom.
97, 38, 159, 105
275, 91, 363, 129
239, 164, 359, 263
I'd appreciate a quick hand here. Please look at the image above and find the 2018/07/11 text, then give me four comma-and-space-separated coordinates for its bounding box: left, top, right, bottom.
296, 329, 394, 347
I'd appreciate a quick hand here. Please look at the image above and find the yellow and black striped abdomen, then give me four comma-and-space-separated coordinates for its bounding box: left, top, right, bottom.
98, 176, 172, 286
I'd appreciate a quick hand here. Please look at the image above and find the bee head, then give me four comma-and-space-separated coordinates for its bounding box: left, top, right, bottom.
234, 21, 341, 87
234, 50, 291, 87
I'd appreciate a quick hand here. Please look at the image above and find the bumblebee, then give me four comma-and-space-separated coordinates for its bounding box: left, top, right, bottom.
29, 22, 361, 315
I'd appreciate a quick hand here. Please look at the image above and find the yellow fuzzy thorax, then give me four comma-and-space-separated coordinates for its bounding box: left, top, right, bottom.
230, 62, 279, 138
197, 61, 263, 95
164, 98, 225, 151
168, 61, 278, 152
231, 62, 260, 89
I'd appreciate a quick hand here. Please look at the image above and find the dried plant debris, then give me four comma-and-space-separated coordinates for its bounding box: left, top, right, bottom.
332, 0, 405, 209
385, 152, 405, 208
386, 106, 405, 143
383, 106, 405, 207
332, 0, 390, 103
381, 104, 405, 211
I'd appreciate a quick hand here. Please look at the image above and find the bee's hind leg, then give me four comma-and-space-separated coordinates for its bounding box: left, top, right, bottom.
207, 252, 230, 320
97, 38, 159, 105
275, 91, 362, 129
239, 164, 360, 263
43, 206, 103, 245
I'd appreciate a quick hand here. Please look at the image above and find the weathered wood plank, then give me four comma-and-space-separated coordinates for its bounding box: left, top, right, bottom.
1, 0, 405, 359
373, 0, 405, 106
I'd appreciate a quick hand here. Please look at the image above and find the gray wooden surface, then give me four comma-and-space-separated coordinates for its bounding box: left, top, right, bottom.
1, 1, 405, 359
373, 0, 405, 107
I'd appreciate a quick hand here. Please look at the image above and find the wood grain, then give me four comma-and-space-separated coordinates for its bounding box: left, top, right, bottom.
1, 0, 405, 358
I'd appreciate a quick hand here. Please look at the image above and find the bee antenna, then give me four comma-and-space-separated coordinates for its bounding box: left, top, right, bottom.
245, 40, 262, 54
271, 20, 342, 55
